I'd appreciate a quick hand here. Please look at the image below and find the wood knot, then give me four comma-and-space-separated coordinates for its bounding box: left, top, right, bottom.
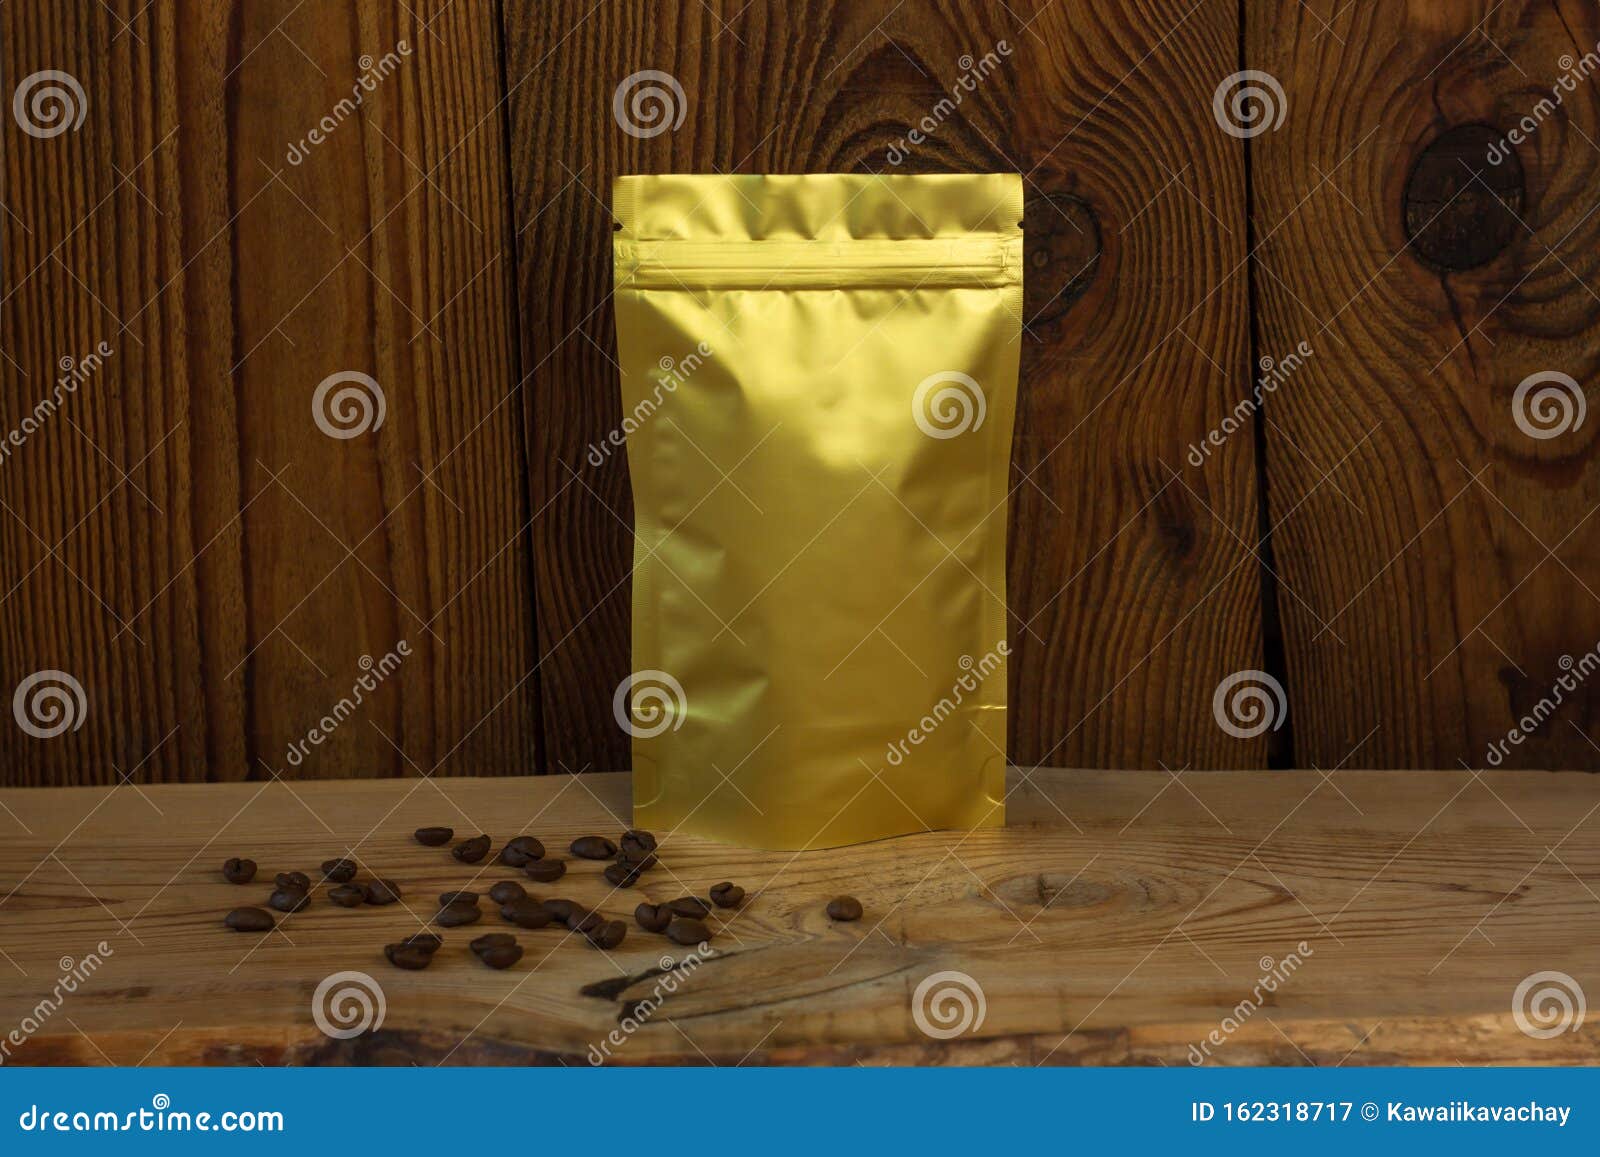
1403, 123, 1524, 272
1023, 191, 1101, 327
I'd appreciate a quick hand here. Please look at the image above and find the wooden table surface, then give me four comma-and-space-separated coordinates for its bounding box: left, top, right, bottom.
1, 767, 1597, 1066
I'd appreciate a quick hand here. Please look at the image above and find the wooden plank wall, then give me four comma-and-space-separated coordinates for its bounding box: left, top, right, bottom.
1, 0, 1596, 784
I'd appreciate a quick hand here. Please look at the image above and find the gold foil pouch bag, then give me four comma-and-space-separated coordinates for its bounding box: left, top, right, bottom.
612, 173, 1022, 849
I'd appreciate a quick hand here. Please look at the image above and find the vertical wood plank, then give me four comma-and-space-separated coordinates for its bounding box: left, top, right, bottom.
505, 0, 1266, 771
1007, 0, 1266, 769
0, 0, 537, 784
1247, 0, 1600, 768
0, 0, 232, 785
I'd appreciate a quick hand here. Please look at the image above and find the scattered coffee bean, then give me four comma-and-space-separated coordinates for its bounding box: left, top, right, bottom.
543, 899, 577, 924
498, 835, 546, 867
586, 920, 627, 950
328, 884, 366, 907
826, 896, 863, 922
569, 835, 617, 860
666, 897, 710, 919
501, 898, 553, 929
635, 903, 672, 933
488, 881, 526, 905
619, 829, 657, 858
478, 943, 523, 970
398, 932, 443, 954
414, 826, 454, 846
268, 887, 310, 913
523, 859, 566, 884
224, 906, 274, 932
320, 858, 357, 884
604, 861, 643, 888
452, 835, 492, 864
568, 910, 602, 935
438, 891, 479, 907
470, 933, 517, 956
365, 879, 402, 906
665, 917, 710, 946
384, 943, 433, 970
222, 857, 257, 884
435, 902, 482, 928
709, 882, 744, 909
275, 871, 310, 892
619, 852, 658, 872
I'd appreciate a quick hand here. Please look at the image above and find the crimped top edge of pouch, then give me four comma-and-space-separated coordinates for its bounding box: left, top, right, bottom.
613, 173, 1023, 243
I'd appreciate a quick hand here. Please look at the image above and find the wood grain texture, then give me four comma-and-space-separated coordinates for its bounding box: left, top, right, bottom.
0, 0, 222, 786
1247, 1, 1600, 769
0, 0, 538, 784
504, 0, 1267, 773
0, 768, 1596, 1065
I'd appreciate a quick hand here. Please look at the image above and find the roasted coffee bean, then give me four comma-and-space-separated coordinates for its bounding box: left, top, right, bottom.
586, 920, 627, 950
384, 943, 433, 970
543, 898, 577, 924
222, 857, 257, 884
478, 943, 523, 970
398, 932, 443, 954
435, 902, 482, 928
666, 897, 710, 919
469, 932, 517, 956
826, 896, 863, 922
320, 858, 358, 884
709, 882, 744, 909
452, 834, 492, 864
224, 906, 274, 932
619, 829, 657, 858
275, 871, 310, 892
328, 884, 366, 907
365, 879, 402, 906
414, 826, 454, 846
523, 858, 566, 884
268, 887, 310, 913
618, 852, 658, 872
569, 835, 617, 860
635, 902, 672, 933
488, 881, 527, 905
665, 917, 710, 946
438, 891, 479, 907
501, 898, 553, 929
567, 910, 602, 935
498, 835, 546, 867
604, 861, 643, 888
